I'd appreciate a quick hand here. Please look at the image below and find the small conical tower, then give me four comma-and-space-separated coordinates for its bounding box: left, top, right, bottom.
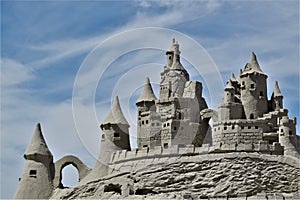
100, 96, 131, 161
271, 81, 283, 111
81, 96, 131, 182
223, 80, 235, 104
136, 77, 157, 149
14, 123, 54, 199
218, 79, 243, 121
240, 52, 268, 119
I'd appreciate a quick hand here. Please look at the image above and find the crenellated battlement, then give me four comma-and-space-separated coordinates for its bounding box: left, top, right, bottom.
108, 142, 283, 164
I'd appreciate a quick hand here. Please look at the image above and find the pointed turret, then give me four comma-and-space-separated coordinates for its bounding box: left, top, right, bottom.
24, 123, 52, 159
243, 52, 266, 75
273, 81, 283, 97
230, 73, 237, 82
102, 96, 129, 126
240, 52, 268, 119
225, 79, 235, 91
271, 81, 284, 111
14, 123, 54, 199
136, 77, 157, 104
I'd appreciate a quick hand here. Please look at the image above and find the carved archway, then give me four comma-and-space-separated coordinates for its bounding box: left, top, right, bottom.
53, 155, 90, 188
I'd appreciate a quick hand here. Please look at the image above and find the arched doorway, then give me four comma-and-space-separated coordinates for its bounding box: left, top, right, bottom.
53, 155, 91, 188
61, 164, 79, 188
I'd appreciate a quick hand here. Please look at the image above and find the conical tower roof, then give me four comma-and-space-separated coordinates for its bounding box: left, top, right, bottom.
225, 79, 235, 91
242, 52, 266, 76
230, 73, 237, 82
24, 123, 52, 158
136, 77, 157, 104
273, 81, 283, 97
102, 96, 129, 126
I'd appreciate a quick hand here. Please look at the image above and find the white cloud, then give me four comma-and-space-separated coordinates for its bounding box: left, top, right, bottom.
1, 1, 299, 198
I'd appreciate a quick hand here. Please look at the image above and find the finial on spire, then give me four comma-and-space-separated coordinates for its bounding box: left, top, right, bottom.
251, 52, 257, 62
230, 73, 237, 82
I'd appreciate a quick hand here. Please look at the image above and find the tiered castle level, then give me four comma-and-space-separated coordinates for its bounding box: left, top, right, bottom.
15, 39, 300, 199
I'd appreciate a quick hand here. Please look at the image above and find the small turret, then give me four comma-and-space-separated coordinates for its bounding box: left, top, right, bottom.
100, 96, 130, 162
271, 81, 283, 111
240, 52, 268, 119
14, 123, 54, 199
223, 80, 235, 103
278, 116, 299, 158
218, 79, 243, 121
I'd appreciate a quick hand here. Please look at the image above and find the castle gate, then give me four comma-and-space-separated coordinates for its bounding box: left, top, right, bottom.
53, 155, 90, 188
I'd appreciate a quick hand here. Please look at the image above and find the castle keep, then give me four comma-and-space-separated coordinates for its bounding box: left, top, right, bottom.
15, 39, 300, 199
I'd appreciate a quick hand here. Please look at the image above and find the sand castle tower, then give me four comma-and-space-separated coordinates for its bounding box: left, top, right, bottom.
240, 52, 268, 119
136, 77, 158, 149
14, 123, 54, 199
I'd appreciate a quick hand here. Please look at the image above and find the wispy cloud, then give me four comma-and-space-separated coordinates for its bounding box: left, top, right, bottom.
1, 1, 299, 199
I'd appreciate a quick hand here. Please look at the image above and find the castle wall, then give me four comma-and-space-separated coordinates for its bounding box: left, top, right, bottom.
212, 121, 265, 147
218, 103, 244, 121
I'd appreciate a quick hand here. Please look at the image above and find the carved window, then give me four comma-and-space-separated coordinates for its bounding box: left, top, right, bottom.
164, 143, 169, 149
178, 113, 182, 119
255, 126, 258, 129
142, 121, 144, 125
232, 125, 235, 130
248, 126, 251, 129
146, 120, 149, 124
289, 131, 292, 135
29, 170, 37, 178
101, 134, 105, 141
250, 84, 255, 89
250, 114, 254, 119
224, 126, 227, 130
114, 132, 120, 138
241, 126, 244, 130
143, 145, 148, 148
259, 91, 263, 97
174, 127, 177, 131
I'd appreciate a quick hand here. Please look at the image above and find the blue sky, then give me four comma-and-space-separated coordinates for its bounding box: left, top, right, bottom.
1, 1, 299, 198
